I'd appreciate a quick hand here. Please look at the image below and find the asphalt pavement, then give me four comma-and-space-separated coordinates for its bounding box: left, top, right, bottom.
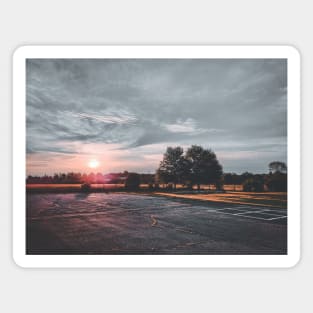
26, 192, 287, 255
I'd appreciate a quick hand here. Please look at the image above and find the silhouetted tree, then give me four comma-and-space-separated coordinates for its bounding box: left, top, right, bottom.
157, 146, 190, 189
269, 161, 287, 174
81, 183, 91, 192
240, 172, 254, 182
265, 172, 287, 191
223, 173, 241, 191
125, 173, 141, 190
242, 177, 264, 192
186, 145, 223, 190
140, 174, 155, 184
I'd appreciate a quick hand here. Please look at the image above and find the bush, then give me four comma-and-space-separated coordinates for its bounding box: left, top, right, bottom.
265, 173, 287, 192
81, 183, 91, 192
242, 178, 264, 192
124, 173, 141, 190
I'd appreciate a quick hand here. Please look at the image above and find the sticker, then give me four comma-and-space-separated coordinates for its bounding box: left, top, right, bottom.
13, 46, 300, 267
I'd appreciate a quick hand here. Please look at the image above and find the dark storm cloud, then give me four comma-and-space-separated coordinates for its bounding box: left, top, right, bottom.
26, 58, 287, 173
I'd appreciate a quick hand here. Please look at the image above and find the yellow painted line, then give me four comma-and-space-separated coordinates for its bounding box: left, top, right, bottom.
150, 215, 158, 226
153, 193, 286, 209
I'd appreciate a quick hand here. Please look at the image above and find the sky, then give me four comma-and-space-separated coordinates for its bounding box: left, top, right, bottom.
26, 58, 287, 176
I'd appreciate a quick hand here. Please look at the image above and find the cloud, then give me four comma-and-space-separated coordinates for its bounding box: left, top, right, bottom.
68, 111, 137, 125
26, 58, 287, 174
164, 118, 203, 133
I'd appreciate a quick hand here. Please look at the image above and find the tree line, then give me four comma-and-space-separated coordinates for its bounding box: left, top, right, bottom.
27, 171, 155, 185
27, 146, 287, 192
155, 146, 287, 192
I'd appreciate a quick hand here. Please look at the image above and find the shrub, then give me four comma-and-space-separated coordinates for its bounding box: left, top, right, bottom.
265, 173, 287, 192
242, 178, 264, 192
81, 183, 91, 192
125, 173, 141, 190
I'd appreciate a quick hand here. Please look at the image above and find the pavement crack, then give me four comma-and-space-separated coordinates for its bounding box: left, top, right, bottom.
175, 227, 194, 234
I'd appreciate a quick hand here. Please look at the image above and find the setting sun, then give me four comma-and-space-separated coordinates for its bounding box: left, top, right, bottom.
88, 159, 100, 168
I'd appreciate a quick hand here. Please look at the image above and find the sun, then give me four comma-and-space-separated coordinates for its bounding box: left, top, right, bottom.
88, 159, 100, 169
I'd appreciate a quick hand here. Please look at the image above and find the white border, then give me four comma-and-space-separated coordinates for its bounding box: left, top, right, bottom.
13, 46, 301, 268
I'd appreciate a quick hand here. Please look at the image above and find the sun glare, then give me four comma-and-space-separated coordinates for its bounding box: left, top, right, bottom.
88, 159, 100, 168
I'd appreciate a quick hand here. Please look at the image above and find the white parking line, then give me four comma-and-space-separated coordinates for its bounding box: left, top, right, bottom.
234, 210, 266, 215
213, 207, 287, 221
267, 215, 287, 220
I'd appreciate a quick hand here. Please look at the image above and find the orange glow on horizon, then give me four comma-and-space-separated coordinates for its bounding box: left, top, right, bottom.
26, 142, 166, 176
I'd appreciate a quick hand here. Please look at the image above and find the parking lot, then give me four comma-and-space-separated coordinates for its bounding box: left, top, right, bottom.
26, 192, 287, 255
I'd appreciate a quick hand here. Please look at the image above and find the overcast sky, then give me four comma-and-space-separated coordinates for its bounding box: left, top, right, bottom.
26, 58, 287, 175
